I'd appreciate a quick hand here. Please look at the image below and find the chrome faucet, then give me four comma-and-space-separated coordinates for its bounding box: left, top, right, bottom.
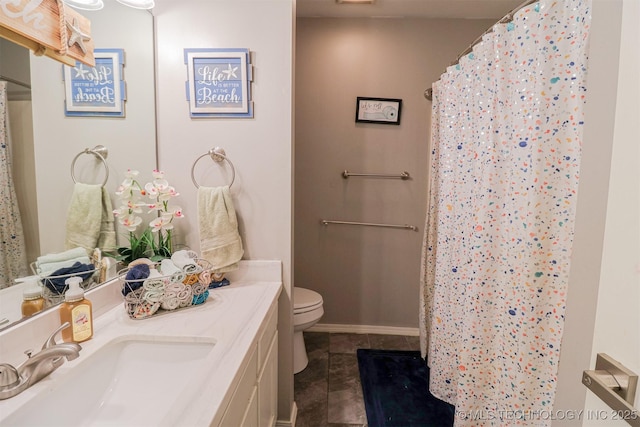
0, 323, 82, 400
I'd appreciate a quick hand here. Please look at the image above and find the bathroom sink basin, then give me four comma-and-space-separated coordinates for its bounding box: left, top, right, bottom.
3, 336, 216, 426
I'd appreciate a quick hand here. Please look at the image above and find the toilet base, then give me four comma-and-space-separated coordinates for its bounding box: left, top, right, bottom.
293, 330, 308, 374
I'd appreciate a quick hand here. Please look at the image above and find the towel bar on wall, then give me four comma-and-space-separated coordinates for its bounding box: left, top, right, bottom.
342, 170, 411, 180
321, 220, 418, 231
191, 146, 236, 189
70, 145, 109, 187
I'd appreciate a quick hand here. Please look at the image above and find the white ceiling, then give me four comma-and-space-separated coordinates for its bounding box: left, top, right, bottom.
296, 0, 524, 19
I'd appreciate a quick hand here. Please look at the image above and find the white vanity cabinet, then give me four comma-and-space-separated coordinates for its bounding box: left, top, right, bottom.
217, 300, 278, 427
0, 261, 283, 427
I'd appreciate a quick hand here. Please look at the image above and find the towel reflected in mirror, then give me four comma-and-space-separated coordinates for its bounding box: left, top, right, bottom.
65, 183, 116, 253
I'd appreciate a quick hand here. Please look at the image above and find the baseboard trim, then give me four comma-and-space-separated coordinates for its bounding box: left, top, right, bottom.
308, 323, 419, 337
276, 401, 297, 427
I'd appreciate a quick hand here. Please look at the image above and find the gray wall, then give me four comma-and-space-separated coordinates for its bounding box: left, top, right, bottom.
294, 18, 493, 329
0, 39, 31, 100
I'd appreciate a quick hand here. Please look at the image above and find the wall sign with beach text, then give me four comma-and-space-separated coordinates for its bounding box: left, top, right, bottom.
184, 48, 253, 119
63, 48, 125, 117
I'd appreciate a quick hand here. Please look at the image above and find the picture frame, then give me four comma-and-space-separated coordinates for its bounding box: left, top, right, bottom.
184, 48, 254, 118
355, 97, 402, 125
63, 48, 126, 117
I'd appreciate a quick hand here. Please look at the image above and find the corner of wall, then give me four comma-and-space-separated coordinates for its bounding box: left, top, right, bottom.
552, 0, 624, 424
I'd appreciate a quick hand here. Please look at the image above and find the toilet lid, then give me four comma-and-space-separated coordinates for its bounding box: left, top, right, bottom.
294, 287, 323, 311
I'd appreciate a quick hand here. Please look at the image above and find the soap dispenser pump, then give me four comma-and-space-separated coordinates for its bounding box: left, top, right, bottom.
59, 276, 93, 343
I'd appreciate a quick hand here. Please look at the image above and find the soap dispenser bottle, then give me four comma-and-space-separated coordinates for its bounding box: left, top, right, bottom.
59, 276, 93, 343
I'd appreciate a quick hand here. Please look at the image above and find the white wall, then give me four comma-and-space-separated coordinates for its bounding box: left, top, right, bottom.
152, 0, 295, 423
554, 0, 640, 425
582, 0, 640, 424
30, 2, 157, 255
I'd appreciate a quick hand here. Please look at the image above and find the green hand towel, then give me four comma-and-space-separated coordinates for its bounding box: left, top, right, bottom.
98, 186, 116, 252
197, 186, 244, 273
65, 183, 116, 253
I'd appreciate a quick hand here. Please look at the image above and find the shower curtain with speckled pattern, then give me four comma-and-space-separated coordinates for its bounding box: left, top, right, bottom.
0, 81, 28, 288
419, 1, 592, 425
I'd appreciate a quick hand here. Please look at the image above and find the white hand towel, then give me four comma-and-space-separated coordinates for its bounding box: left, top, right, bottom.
197, 186, 243, 273
160, 258, 181, 276
170, 250, 197, 272
37, 256, 92, 276
65, 183, 116, 253
36, 247, 88, 265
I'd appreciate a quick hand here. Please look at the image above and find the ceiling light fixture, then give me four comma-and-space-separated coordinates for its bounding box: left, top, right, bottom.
63, 0, 155, 11
63, 0, 104, 10
115, 0, 155, 9
336, 0, 375, 4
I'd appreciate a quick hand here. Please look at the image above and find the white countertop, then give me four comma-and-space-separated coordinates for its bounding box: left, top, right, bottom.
0, 260, 282, 426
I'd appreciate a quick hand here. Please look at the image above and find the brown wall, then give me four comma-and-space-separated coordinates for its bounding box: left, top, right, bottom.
294, 17, 493, 328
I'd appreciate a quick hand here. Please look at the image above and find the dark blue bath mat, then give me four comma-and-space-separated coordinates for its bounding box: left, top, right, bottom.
357, 349, 455, 427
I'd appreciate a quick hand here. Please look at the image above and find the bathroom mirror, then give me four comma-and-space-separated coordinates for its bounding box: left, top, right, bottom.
0, 1, 157, 331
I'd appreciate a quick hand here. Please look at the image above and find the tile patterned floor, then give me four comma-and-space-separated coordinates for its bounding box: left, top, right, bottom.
294, 332, 421, 427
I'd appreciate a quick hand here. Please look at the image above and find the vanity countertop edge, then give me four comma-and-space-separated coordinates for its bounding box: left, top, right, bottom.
0, 259, 283, 426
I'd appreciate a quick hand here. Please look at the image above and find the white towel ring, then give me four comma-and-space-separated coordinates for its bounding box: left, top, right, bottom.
70, 145, 109, 187
191, 147, 236, 189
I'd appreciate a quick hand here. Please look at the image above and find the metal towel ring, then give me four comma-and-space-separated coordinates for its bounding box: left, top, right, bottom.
70, 145, 109, 187
191, 147, 236, 189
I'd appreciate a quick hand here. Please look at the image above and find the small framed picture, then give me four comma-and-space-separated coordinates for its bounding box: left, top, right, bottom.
184, 48, 254, 118
355, 97, 402, 125
63, 48, 126, 117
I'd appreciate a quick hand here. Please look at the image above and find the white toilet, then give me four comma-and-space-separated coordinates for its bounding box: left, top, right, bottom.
293, 287, 324, 374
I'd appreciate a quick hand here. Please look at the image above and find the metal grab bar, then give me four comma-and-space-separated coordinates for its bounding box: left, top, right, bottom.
321, 220, 418, 231
0, 75, 31, 89
342, 170, 410, 180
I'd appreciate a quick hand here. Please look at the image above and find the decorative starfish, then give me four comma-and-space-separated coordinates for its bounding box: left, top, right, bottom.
74, 63, 89, 79
66, 17, 91, 55
222, 63, 238, 80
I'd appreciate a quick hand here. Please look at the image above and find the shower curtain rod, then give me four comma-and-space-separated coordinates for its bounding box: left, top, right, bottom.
0, 75, 31, 90
424, 0, 538, 100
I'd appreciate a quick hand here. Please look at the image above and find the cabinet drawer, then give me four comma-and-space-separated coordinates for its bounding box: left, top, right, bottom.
218, 344, 258, 427
240, 386, 258, 427
258, 331, 278, 427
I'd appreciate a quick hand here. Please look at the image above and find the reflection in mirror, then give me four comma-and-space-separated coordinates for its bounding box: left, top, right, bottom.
0, 39, 36, 274
0, 1, 157, 331
0, 39, 36, 327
